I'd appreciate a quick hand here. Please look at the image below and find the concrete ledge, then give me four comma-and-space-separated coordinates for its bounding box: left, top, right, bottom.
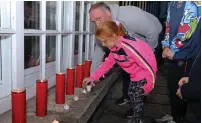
0, 67, 121, 123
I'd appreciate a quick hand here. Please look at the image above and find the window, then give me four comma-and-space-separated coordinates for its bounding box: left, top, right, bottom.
74, 35, 79, 54
0, 37, 2, 81
0, 36, 11, 82
83, 35, 86, 53
46, 1, 56, 30
83, 2, 88, 31
46, 36, 56, 63
61, 35, 69, 70
62, 1, 70, 30
0, 36, 12, 97
24, 1, 40, 29
74, 35, 85, 55
24, 36, 40, 69
0, 1, 96, 114
75, 1, 80, 31
0, 1, 11, 28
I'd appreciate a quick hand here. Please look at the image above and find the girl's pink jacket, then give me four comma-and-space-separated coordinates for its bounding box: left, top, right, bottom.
90, 35, 157, 94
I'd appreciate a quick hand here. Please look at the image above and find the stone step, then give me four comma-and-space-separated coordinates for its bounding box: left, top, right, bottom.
144, 103, 170, 118
0, 68, 122, 123
145, 94, 170, 105
150, 87, 169, 95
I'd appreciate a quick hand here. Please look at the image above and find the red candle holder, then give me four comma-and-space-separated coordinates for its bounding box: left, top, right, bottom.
66, 68, 75, 95
36, 79, 48, 117
55, 73, 65, 104
84, 60, 92, 78
11, 89, 26, 123
76, 64, 84, 88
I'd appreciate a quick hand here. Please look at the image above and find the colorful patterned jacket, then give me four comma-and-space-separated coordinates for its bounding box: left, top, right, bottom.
162, 1, 201, 60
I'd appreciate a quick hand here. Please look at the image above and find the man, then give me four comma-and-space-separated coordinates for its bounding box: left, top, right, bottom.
177, 53, 201, 123
89, 2, 162, 118
155, 1, 201, 123
176, 20, 201, 123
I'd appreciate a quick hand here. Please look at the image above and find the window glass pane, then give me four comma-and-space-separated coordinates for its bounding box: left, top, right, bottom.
74, 35, 79, 54
0, 36, 11, 82
75, 1, 80, 31
83, 35, 85, 53
61, 37, 64, 70
24, 36, 40, 69
46, 36, 56, 63
46, 1, 56, 30
61, 37, 63, 61
24, 1, 40, 29
0, 37, 2, 81
0, 2, 11, 28
83, 2, 88, 31
62, 2, 70, 30
61, 35, 69, 71
0, 36, 11, 91
75, 35, 85, 54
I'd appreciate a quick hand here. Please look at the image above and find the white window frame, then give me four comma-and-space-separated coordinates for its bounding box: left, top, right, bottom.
0, 1, 96, 93
0, 1, 24, 98
11, 1, 25, 90
0, 1, 96, 115
74, 1, 94, 66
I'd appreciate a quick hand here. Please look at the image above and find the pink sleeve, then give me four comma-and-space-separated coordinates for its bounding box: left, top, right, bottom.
90, 52, 116, 81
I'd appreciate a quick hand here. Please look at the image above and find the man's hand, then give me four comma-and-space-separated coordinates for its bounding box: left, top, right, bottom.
83, 77, 95, 87
178, 77, 189, 87
166, 48, 175, 60
176, 88, 183, 99
162, 47, 170, 58
162, 47, 175, 60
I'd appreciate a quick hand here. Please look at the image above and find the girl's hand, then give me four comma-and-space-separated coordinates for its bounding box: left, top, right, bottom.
83, 77, 95, 86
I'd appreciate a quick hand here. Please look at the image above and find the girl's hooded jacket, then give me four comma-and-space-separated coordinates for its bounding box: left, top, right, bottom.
90, 35, 157, 94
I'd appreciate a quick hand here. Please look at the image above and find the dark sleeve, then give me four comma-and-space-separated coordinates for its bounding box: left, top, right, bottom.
173, 19, 201, 60
181, 81, 201, 101
184, 59, 194, 77
181, 53, 201, 101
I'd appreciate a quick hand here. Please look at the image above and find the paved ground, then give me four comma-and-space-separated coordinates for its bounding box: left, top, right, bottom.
87, 65, 196, 123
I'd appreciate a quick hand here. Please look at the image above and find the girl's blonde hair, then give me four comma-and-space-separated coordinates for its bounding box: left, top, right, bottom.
96, 21, 126, 48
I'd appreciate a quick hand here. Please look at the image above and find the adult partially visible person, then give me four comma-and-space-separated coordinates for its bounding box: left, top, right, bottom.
155, 1, 201, 123
177, 52, 201, 123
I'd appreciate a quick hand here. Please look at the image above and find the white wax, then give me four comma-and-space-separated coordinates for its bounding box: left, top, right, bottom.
87, 85, 92, 92
52, 120, 59, 123
74, 96, 79, 101
82, 89, 87, 94
64, 104, 70, 110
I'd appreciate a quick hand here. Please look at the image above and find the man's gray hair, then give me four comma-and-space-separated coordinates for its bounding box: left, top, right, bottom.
89, 2, 111, 13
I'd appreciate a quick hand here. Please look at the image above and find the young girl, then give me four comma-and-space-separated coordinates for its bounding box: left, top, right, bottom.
83, 21, 157, 123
